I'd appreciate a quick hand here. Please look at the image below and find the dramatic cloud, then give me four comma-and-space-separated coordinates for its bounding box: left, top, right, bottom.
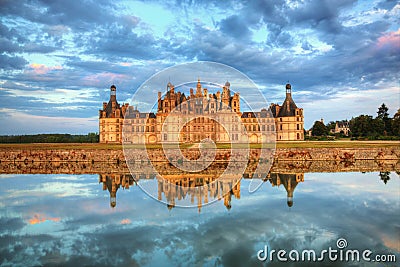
0, 0, 399, 133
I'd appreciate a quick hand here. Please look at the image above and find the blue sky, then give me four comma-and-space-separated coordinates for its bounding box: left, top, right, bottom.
0, 0, 399, 134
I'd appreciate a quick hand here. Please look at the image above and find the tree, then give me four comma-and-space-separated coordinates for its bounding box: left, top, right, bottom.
349, 115, 374, 137
377, 103, 389, 119
392, 109, 400, 136
326, 121, 336, 134
376, 103, 391, 135
311, 121, 328, 136
379, 172, 390, 184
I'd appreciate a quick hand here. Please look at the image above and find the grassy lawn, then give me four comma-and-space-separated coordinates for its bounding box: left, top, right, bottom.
0, 140, 398, 150
0, 143, 124, 150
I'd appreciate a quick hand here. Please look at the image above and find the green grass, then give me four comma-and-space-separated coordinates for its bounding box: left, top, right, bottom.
0, 143, 123, 150
0, 140, 398, 150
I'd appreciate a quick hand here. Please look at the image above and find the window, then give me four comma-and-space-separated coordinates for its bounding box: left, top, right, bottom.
211, 103, 214, 108
297, 124, 300, 130
297, 133, 300, 139
280, 125, 282, 130
164, 134, 167, 141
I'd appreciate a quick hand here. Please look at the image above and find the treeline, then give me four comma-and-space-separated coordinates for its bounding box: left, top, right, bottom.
0, 133, 99, 143
349, 104, 399, 139
309, 103, 400, 140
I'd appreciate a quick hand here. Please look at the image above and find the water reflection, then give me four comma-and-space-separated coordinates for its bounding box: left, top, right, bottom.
0, 168, 399, 266
99, 172, 307, 211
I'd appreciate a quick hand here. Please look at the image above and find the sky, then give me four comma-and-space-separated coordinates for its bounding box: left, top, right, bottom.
0, 0, 399, 134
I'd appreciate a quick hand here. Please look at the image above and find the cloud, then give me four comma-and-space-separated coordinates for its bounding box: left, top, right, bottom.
0, 54, 28, 70
376, 28, 400, 52
28, 214, 61, 225
120, 219, 131, 224
28, 63, 63, 75
0, 0, 398, 133
219, 15, 251, 39
0, 108, 98, 134
0, 217, 25, 232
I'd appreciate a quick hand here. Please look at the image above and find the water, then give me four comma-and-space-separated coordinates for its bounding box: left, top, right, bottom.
0, 171, 399, 266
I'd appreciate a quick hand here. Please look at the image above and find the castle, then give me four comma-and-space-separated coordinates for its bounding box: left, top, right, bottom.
99, 80, 304, 143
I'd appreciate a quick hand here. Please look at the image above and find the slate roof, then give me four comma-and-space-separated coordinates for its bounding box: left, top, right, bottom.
277, 94, 298, 117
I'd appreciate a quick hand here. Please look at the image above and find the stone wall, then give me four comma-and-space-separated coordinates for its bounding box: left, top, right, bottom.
0, 146, 398, 163
0, 146, 398, 174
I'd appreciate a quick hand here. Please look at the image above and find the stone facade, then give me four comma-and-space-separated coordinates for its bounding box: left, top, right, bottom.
270, 83, 304, 141
334, 120, 350, 136
99, 85, 129, 143
99, 81, 304, 143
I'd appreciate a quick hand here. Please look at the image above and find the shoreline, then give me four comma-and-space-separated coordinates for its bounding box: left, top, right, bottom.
0, 143, 398, 163
0, 140, 399, 150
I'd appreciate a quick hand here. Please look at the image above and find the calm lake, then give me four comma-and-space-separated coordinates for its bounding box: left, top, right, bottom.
0, 168, 399, 266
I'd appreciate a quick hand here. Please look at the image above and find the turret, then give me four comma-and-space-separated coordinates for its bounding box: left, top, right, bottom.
286, 83, 292, 98
110, 85, 116, 102
158, 92, 162, 110
196, 79, 202, 96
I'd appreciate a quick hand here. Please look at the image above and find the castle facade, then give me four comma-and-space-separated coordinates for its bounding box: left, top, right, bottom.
99, 80, 304, 143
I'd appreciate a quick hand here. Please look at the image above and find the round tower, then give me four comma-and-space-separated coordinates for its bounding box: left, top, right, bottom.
110, 85, 117, 102
285, 83, 291, 96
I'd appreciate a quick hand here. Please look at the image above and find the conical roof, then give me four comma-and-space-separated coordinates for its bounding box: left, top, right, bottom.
277, 93, 298, 117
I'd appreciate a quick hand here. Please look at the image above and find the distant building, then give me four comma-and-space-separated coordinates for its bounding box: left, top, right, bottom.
99, 81, 304, 143
334, 120, 350, 136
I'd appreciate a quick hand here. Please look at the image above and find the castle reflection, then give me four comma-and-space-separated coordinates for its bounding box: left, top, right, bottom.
99, 174, 137, 208
99, 171, 305, 211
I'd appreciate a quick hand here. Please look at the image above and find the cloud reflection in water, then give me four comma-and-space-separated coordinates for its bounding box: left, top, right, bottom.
0, 172, 398, 266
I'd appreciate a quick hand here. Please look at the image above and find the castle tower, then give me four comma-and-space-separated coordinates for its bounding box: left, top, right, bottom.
222, 82, 230, 107
196, 78, 202, 96
110, 84, 117, 102
99, 85, 123, 143
273, 83, 304, 141
279, 173, 302, 207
